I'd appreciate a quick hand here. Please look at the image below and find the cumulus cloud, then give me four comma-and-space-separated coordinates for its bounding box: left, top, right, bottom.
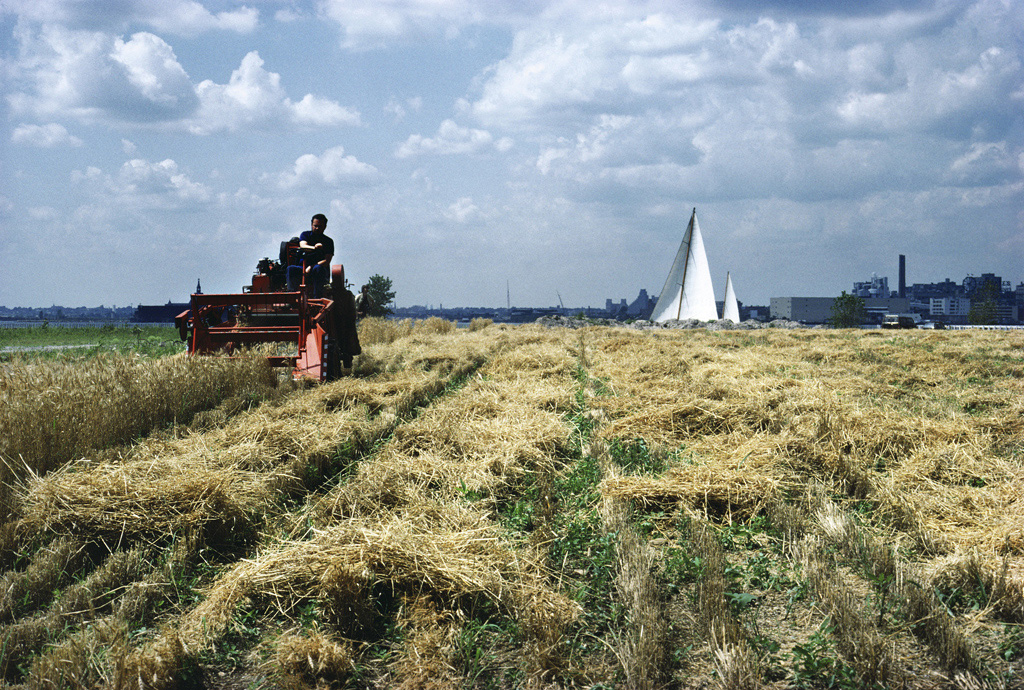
111, 32, 199, 114
469, 1, 1023, 202
277, 146, 379, 188
11, 123, 82, 147
444, 196, 479, 223
190, 52, 361, 133
385, 96, 422, 120
1, 0, 258, 35
69, 158, 212, 210
274, 8, 303, 23
8, 27, 199, 121
396, 119, 511, 158
7, 27, 359, 132
319, 0, 484, 50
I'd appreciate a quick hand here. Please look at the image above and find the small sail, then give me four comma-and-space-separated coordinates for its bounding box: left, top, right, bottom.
651, 209, 718, 322
722, 272, 740, 322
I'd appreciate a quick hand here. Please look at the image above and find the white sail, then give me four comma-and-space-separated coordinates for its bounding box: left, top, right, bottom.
651, 209, 719, 322
722, 271, 740, 322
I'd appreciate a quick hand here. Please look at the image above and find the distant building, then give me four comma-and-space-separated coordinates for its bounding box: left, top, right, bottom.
133, 301, 189, 323
771, 296, 910, 324
863, 297, 911, 323
930, 297, 971, 319
907, 279, 961, 301
852, 274, 890, 299
605, 298, 627, 317
626, 289, 655, 319
770, 297, 834, 323
963, 273, 1001, 299
744, 305, 769, 321
603, 289, 655, 320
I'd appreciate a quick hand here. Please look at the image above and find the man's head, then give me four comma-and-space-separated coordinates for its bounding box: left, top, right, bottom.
361, 284, 370, 293
310, 213, 328, 234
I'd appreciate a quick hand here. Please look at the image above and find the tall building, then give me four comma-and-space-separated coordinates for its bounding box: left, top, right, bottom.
963, 273, 1001, 299
930, 297, 971, 318
852, 274, 889, 298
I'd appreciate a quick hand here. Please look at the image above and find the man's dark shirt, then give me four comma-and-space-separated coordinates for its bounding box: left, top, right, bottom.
298, 230, 334, 265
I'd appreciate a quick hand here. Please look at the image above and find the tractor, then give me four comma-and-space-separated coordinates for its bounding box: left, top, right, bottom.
175, 238, 361, 381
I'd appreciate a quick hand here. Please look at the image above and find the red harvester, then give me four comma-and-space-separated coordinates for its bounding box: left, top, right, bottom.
175, 238, 361, 381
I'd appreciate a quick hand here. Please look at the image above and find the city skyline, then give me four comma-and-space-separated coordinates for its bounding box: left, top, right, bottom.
2, 260, 1020, 313
2, 0, 1022, 310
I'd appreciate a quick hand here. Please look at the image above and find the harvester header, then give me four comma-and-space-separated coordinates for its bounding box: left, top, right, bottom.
175, 238, 360, 381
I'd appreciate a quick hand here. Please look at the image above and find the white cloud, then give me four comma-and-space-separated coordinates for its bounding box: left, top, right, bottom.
444, 196, 479, 223
27, 206, 61, 221
318, 0, 484, 50
1, 0, 258, 35
275, 8, 303, 23
111, 32, 198, 111
466, 1, 1022, 205
291, 94, 361, 127
278, 146, 379, 188
143, 2, 258, 35
72, 158, 211, 206
7, 27, 356, 132
11, 123, 82, 147
191, 52, 360, 133
8, 27, 199, 121
947, 141, 1019, 185
384, 95, 423, 120
118, 158, 211, 201
396, 119, 508, 158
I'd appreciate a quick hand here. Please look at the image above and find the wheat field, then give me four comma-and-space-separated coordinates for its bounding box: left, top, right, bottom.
0, 320, 1021, 689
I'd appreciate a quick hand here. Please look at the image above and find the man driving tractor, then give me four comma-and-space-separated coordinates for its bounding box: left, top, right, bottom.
287, 213, 333, 298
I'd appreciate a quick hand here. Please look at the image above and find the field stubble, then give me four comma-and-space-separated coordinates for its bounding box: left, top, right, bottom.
0, 322, 1021, 688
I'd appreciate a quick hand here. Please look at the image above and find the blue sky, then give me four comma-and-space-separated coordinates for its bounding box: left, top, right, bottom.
1, 0, 1021, 309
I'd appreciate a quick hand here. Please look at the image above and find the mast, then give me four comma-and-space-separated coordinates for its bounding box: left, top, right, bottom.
722, 271, 730, 319
675, 208, 696, 320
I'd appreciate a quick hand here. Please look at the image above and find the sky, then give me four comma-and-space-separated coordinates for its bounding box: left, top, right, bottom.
1, 0, 1021, 310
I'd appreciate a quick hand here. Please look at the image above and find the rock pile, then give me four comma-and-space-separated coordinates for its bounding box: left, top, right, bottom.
536, 315, 810, 330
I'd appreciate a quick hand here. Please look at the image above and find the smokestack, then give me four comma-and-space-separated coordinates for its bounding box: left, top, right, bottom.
898, 255, 906, 298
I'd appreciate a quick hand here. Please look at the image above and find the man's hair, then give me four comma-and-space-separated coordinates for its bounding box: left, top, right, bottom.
311, 213, 328, 225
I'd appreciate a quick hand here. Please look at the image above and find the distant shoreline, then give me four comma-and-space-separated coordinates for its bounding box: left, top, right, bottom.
0, 321, 172, 329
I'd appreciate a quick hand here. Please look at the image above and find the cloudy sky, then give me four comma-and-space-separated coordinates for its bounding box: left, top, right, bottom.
1, 0, 1021, 310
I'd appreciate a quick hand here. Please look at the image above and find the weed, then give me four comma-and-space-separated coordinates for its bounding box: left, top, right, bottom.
455, 619, 519, 688
790, 618, 858, 689
501, 497, 536, 532
608, 438, 667, 476
936, 578, 989, 615
662, 540, 705, 595
998, 624, 1024, 661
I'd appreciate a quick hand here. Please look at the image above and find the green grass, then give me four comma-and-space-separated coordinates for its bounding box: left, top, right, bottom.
0, 325, 182, 360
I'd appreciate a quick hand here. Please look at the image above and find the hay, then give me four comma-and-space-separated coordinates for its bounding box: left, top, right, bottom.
0, 353, 275, 482
601, 444, 787, 519
5, 323, 1023, 687
20, 457, 271, 545
269, 627, 355, 688
171, 516, 576, 655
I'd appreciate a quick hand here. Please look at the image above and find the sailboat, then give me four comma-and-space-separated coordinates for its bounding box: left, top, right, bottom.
650, 208, 719, 323
722, 271, 740, 323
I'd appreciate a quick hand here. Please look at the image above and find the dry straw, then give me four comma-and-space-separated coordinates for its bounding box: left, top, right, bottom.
5, 323, 1022, 687
0, 353, 276, 520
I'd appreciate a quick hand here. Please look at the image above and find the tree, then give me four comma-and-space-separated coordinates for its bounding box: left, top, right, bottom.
829, 291, 866, 328
365, 274, 395, 317
968, 283, 998, 325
